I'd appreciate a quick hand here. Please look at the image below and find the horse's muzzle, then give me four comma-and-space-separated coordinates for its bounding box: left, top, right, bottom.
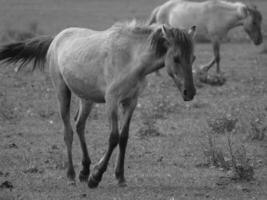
182, 87, 196, 101
254, 37, 263, 45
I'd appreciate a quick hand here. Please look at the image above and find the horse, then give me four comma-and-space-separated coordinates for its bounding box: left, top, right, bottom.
148, 0, 263, 75
0, 21, 197, 188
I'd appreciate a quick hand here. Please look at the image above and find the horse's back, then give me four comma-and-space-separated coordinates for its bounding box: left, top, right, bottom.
155, 0, 210, 34
170, 1, 208, 29
49, 27, 99, 57
155, 0, 242, 38
48, 27, 110, 102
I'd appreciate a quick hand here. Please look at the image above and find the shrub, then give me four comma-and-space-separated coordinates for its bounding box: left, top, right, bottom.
201, 130, 230, 170
207, 114, 238, 135
227, 134, 254, 181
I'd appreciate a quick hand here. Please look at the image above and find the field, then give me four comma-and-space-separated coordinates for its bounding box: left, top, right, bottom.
0, 0, 267, 199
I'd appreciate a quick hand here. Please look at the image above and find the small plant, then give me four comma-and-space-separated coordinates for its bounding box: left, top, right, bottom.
207, 114, 238, 135
201, 111, 255, 181
201, 131, 230, 170
227, 134, 254, 181
201, 129, 255, 181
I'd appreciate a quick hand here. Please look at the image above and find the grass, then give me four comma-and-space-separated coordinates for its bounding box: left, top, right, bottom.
0, 0, 267, 200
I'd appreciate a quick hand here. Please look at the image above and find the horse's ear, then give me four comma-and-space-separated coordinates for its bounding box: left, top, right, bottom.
188, 25, 197, 40
248, 3, 257, 11
161, 25, 174, 40
239, 5, 250, 18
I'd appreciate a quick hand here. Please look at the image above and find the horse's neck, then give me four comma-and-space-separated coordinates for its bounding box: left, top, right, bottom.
142, 58, 165, 76
134, 54, 165, 77
217, 1, 246, 30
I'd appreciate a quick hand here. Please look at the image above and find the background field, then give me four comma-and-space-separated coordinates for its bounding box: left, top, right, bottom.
0, 0, 267, 200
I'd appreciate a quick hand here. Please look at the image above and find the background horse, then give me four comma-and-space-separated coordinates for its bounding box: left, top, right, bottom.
148, 0, 263, 75
0, 21, 196, 188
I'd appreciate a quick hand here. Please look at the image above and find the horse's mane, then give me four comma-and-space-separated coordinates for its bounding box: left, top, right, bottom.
111, 20, 193, 59
210, 0, 262, 20
111, 20, 154, 36
150, 26, 194, 59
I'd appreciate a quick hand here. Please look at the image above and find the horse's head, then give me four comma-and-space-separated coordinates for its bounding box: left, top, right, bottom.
151, 25, 197, 101
242, 4, 263, 45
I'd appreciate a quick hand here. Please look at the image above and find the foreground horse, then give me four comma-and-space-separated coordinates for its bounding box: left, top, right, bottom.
0, 21, 196, 188
149, 0, 262, 74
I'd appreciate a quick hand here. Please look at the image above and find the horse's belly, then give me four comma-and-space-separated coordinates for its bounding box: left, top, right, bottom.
62, 67, 106, 103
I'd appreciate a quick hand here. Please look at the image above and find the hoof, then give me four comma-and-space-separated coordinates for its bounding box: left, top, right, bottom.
67, 168, 76, 180
79, 171, 89, 182
88, 175, 99, 188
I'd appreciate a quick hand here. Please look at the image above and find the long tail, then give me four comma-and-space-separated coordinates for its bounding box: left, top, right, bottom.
0, 35, 53, 71
147, 6, 160, 25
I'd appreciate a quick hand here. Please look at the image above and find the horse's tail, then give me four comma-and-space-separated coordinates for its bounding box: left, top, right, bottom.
0, 35, 53, 71
147, 6, 160, 25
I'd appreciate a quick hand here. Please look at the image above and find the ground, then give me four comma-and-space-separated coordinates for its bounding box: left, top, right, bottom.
0, 0, 267, 200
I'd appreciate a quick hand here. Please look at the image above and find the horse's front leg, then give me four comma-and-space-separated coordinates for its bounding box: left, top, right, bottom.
88, 97, 119, 188
115, 97, 137, 187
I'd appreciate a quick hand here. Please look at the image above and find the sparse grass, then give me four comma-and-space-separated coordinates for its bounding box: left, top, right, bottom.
137, 107, 162, 138
137, 94, 178, 138
1, 0, 267, 199
0, 92, 21, 122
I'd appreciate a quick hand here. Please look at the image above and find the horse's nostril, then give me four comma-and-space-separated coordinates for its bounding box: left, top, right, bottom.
183, 90, 187, 97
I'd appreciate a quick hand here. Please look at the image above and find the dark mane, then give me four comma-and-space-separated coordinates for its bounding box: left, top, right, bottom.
172, 28, 194, 61
150, 27, 193, 59
150, 27, 167, 57
111, 20, 193, 59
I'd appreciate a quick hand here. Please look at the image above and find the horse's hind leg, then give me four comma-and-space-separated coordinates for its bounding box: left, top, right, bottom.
75, 99, 93, 182
115, 97, 137, 186
213, 41, 221, 74
200, 40, 220, 73
53, 73, 75, 183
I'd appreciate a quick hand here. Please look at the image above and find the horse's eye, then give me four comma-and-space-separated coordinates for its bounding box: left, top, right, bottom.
173, 56, 180, 63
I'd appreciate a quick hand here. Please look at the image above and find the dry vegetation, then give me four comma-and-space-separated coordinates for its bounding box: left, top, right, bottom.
0, 0, 267, 200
